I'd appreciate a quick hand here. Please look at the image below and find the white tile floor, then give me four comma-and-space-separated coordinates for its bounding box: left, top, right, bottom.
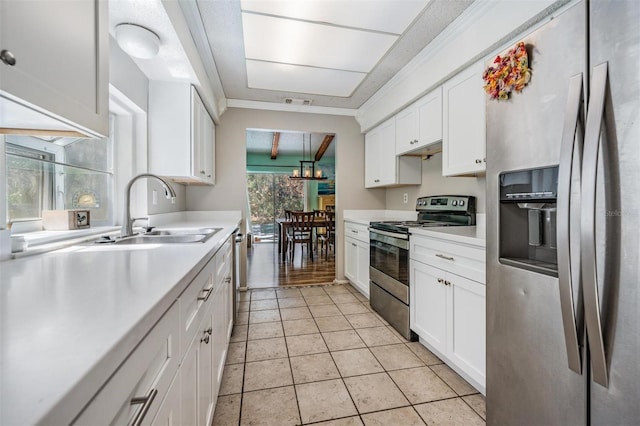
214, 283, 486, 425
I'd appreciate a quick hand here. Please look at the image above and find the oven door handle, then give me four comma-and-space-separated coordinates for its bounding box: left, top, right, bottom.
368, 228, 409, 240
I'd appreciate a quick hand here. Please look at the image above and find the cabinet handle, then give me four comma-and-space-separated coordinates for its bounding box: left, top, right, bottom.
200, 170, 206, 174
130, 388, 158, 426
201, 334, 210, 344
225, 277, 232, 283
483, 158, 487, 163
437, 278, 444, 283
352, 243, 357, 247
475, 159, 482, 164
197, 286, 213, 302
374, 179, 380, 183
205, 327, 212, 335
0, 50, 16, 66
207, 174, 212, 178
435, 253, 454, 261
444, 280, 451, 286
351, 230, 358, 234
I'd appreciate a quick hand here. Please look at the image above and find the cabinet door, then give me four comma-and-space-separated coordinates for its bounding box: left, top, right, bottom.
181, 337, 198, 426
204, 117, 216, 185
364, 129, 379, 187
198, 314, 214, 426
355, 240, 370, 298
442, 61, 486, 176
377, 118, 397, 186
151, 372, 181, 426
345, 237, 358, 282
395, 105, 418, 155
410, 260, 447, 354
0, 0, 108, 137
417, 87, 443, 147
448, 274, 486, 387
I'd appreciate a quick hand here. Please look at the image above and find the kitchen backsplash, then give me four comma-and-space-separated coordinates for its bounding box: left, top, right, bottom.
385, 153, 486, 213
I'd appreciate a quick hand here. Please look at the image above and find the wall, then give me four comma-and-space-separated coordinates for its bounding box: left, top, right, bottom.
109, 36, 148, 113
186, 107, 385, 283
386, 153, 486, 214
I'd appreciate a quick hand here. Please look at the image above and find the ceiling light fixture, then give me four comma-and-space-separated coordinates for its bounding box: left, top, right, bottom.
115, 23, 161, 59
290, 133, 328, 181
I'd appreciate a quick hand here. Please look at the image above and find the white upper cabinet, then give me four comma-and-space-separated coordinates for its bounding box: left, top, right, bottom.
365, 117, 421, 188
0, 0, 109, 137
396, 87, 442, 155
149, 82, 215, 185
442, 60, 486, 176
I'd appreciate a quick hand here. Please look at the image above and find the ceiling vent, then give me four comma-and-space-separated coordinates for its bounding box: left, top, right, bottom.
284, 98, 312, 106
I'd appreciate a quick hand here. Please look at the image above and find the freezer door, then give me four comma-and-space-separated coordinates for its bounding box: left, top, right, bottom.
486, 2, 588, 424
588, 0, 640, 424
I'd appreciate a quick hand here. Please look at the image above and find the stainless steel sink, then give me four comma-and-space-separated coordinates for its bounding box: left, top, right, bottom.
95, 227, 222, 245
114, 234, 209, 244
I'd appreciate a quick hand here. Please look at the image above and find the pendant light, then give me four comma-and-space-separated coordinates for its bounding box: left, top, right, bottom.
290, 133, 328, 180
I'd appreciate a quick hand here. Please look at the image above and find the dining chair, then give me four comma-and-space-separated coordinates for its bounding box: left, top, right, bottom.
318, 210, 335, 259
287, 211, 315, 261
313, 209, 327, 251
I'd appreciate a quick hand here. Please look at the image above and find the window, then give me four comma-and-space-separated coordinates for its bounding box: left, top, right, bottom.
5, 116, 115, 227
6, 145, 55, 220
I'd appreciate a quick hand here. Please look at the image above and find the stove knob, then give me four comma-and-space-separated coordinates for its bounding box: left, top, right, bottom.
459, 200, 465, 206
452, 200, 458, 206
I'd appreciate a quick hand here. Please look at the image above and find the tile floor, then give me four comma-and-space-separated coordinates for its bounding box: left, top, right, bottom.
213, 283, 486, 426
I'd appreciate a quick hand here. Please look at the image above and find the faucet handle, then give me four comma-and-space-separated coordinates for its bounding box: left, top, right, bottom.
142, 226, 155, 233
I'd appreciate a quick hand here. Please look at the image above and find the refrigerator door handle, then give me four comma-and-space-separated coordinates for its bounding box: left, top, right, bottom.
557, 73, 584, 374
581, 61, 609, 388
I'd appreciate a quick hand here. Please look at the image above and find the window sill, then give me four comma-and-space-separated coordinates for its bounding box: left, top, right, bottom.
11, 227, 121, 259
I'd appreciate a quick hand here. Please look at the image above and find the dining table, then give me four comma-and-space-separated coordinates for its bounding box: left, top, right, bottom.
276, 217, 334, 261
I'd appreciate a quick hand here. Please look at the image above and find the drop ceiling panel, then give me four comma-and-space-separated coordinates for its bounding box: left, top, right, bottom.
240, 0, 429, 35
242, 13, 398, 73
246, 60, 366, 97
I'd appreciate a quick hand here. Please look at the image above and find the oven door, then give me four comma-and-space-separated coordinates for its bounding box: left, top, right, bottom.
369, 229, 409, 285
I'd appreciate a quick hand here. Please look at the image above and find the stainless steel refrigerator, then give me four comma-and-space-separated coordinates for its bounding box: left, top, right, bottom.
486, 0, 639, 424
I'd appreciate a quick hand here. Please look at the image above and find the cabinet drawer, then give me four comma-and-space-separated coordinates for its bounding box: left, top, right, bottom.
179, 256, 216, 360
345, 221, 369, 244
410, 235, 485, 284
73, 303, 179, 425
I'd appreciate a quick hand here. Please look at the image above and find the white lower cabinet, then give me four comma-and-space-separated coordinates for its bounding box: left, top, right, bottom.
73, 235, 234, 425
410, 234, 486, 393
411, 261, 448, 355
151, 371, 181, 425
344, 221, 370, 298
73, 303, 180, 425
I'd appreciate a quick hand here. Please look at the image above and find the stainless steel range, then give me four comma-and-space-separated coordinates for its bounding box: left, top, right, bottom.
368, 195, 476, 340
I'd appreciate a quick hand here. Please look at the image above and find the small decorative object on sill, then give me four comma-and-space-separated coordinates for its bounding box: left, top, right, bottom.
483, 41, 531, 101
42, 210, 91, 230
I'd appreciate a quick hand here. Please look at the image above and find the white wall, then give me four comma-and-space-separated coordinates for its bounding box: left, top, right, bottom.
186, 107, 385, 283
109, 36, 148, 113
385, 153, 486, 213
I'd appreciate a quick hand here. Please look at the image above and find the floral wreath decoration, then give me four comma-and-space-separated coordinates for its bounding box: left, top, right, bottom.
483, 42, 531, 100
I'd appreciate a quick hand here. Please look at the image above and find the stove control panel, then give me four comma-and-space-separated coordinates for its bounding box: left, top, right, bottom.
416, 195, 475, 213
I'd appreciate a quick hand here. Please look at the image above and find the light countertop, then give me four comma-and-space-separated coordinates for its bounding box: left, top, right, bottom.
410, 225, 486, 247
0, 211, 241, 426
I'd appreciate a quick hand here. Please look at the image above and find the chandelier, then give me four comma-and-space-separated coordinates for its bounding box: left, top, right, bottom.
289, 133, 328, 180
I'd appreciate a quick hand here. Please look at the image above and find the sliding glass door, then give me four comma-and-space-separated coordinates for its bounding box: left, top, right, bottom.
247, 173, 304, 244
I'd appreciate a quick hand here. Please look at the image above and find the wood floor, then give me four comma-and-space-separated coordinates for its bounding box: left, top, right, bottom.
247, 242, 335, 288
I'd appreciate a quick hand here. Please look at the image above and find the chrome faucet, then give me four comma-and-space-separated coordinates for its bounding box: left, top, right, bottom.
122, 173, 176, 237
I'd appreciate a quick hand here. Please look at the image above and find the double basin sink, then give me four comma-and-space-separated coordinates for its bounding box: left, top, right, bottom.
97, 228, 222, 245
